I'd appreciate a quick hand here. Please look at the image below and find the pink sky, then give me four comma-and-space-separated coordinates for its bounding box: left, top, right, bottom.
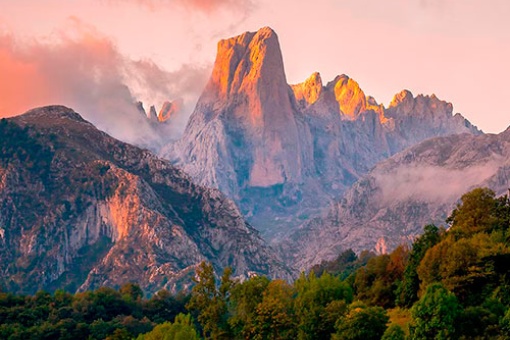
0, 0, 509, 133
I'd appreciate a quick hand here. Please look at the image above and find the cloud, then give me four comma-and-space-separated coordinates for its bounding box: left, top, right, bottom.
0, 19, 209, 149
374, 163, 501, 205
125, 0, 254, 13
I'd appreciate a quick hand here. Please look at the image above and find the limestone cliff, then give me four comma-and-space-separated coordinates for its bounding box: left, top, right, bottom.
0, 106, 291, 294
166, 27, 310, 193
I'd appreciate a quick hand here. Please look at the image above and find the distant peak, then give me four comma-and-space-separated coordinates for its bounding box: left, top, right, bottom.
291, 72, 323, 105
158, 99, 183, 122
327, 74, 367, 119
389, 89, 414, 107
21, 105, 87, 123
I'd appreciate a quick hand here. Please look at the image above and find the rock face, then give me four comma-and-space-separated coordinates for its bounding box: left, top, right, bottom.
0, 106, 291, 295
290, 129, 510, 270
163, 27, 481, 247
167, 27, 309, 192
158, 100, 182, 122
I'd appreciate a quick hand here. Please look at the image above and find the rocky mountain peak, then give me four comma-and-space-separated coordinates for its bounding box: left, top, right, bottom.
327, 74, 368, 119
170, 26, 304, 191
158, 100, 182, 122
148, 105, 158, 121
206, 26, 287, 105
389, 89, 414, 109
291, 72, 323, 105
387, 90, 454, 120
1, 106, 292, 294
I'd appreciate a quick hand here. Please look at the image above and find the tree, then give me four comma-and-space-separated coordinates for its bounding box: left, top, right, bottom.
229, 275, 270, 338
333, 302, 388, 340
397, 225, 441, 308
252, 279, 296, 340
294, 272, 352, 339
381, 324, 406, 340
447, 187, 498, 236
137, 314, 200, 340
410, 283, 460, 340
143, 290, 187, 324
500, 308, 510, 338
120, 283, 144, 301
186, 262, 234, 339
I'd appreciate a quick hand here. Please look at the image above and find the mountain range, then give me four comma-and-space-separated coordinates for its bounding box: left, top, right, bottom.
1, 27, 506, 293
161, 27, 481, 256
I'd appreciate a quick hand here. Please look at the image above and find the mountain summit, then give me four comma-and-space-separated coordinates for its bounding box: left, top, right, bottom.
166, 27, 309, 195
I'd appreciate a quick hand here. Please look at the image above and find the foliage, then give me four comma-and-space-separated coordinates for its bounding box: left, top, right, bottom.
1, 187, 510, 339
228, 275, 270, 338
294, 271, 352, 339
252, 279, 296, 340
381, 324, 406, 340
333, 302, 389, 340
501, 307, 510, 337
354, 245, 409, 308
0, 283, 185, 339
186, 262, 234, 339
410, 283, 460, 339
310, 249, 374, 279
396, 224, 441, 308
137, 314, 200, 340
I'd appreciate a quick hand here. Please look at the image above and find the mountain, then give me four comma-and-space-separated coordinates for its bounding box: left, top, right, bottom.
0, 106, 291, 295
162, 26, 480, 243
289, 128, 510, 270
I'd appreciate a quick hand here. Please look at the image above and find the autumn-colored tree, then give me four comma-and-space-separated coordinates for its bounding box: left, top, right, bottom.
447, 187, 498, 236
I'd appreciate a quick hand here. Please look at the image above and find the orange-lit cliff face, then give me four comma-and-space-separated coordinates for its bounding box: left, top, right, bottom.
291, 72, 323, 106
205, 26, 294, 129
177, 27, 307, 189
292, 73, 385, 121
157, 99, 183, 122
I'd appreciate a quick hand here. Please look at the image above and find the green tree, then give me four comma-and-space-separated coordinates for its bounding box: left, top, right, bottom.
333, 302, 389, 340
143, 290, 187, 324
500, 308, 510, 338
252, 279, 296, 340
229, 275, 270, 338
447, 187, 499, 236
397, 225, 441, 308
381, 324, 406, 340
137, 313, 200, 340
120, 283, 144, 301
186, 262, 234, 339
294, 271, 352, 339
410, 283, 460, 340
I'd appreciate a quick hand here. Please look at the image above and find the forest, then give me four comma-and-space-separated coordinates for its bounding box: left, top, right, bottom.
1, 187, 510, 339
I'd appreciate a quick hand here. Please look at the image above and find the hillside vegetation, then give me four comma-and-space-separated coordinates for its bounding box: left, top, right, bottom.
1, 187, 510, 339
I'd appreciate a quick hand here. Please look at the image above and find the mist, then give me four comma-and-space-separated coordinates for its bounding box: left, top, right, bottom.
0, 19, 209, 151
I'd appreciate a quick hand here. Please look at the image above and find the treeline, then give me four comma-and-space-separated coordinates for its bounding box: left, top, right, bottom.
2, 187, 510, 339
